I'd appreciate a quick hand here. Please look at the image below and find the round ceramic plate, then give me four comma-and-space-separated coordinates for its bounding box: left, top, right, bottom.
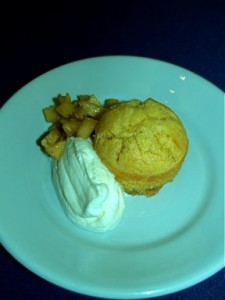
0, 56, 224, 299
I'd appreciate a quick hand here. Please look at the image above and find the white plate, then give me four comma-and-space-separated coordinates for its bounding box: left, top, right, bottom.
0, 56, 224, 299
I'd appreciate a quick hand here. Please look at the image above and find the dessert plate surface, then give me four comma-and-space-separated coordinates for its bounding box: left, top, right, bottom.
0, 56, 224, 299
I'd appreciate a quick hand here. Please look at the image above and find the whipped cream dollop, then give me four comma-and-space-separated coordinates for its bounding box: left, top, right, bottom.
53, 137, 125, 232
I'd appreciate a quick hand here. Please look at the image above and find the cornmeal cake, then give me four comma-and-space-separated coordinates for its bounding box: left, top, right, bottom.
94, 98, 188, 196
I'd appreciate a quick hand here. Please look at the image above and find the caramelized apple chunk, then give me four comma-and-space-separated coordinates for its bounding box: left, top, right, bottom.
40, 93, 107, 159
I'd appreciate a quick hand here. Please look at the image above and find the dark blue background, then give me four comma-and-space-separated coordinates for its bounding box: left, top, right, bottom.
1, 1, 224, 299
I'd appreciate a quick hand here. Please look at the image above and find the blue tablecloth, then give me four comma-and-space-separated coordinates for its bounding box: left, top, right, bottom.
1, 1, 224, 299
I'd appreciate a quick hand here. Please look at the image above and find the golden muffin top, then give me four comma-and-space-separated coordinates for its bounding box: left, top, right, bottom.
94, 98, 188, 177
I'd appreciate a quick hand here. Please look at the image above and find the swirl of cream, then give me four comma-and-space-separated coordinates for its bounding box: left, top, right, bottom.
53, 137, 125, 232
